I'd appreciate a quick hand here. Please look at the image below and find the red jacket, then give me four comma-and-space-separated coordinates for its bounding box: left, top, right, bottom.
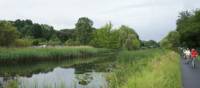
191, 50, 198, 59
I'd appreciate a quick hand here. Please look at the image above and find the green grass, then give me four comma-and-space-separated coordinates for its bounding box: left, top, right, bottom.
107, 49, 181, 88
0, 46, 110, 64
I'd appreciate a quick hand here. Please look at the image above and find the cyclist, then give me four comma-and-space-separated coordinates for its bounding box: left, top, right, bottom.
184, 48, 191, 64
191, 48, 198, 68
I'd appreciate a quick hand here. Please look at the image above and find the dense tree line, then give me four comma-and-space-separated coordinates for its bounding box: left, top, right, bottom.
160, 9, 200, 48
13, 19, 56, 40
0, 17, 144, 50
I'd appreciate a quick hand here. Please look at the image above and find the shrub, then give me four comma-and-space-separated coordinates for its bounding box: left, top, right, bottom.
32, 40, 40, 46
65, 39, 80, 46
14, 39, 32, 47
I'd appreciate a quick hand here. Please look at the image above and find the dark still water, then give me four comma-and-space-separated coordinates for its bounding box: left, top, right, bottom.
0, 56, 116, 88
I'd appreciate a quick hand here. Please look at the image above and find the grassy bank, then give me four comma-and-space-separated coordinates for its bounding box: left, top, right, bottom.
108, 49, 181, 88
0, 46, 110, 64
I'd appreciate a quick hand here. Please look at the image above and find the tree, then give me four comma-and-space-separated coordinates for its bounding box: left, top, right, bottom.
90, 23, 112, 48
90, 24, 141, 49
0, 21, 19, 46
117, 25, 141, 49
13, 19, 33, 38
176, 10, 200, 48
13, 19, 57, 42
160, 31, 180, 49
48, 34, 61, 46
141, 40, 159, 48
75, 17, 95, 45
30, 24, 43, 39
57, 29, 75, 43
40, 24, 55, 41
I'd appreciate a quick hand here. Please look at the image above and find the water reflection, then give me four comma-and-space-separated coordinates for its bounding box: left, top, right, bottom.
17, 67, 107, 88
0, 55, 115, 88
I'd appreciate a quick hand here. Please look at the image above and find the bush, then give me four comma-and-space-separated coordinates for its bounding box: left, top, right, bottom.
14, 39, 32, 47
32, 40, 39, 46
65, 39, 80, 46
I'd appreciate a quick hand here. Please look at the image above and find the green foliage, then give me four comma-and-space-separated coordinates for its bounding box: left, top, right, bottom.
47, 34, 61, 46
160, 31, 180, 49
57, 29, 75, 43
160, 38, 172, 48
141, 40, 160, 48
32, 40, 40, 46
75, 17, 95, 45
13, 19, 56, 41
13, 19, 33, 37
108, 49, 181, 88
47, 40, 61, 46
40, 24, 55, 41
90, 24, 141, 49
176, 10, 200, 48
129, 37, 141, 50
0, 21, 19, 47
1, 18, 142, 48
115, 25, 141, 50
65, 39, 80, 46
14, 39, 32, 47
90, 23, 113, 48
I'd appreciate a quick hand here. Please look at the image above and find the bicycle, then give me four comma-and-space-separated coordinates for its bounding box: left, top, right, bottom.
192, 58, 195, 68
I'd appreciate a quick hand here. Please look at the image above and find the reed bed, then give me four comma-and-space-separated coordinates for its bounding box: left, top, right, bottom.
0, 46, 110, 64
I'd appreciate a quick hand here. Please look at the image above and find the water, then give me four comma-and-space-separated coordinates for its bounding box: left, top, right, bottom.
0, 56, 115, 88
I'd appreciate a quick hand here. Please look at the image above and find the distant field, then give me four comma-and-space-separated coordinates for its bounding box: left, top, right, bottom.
108, 49, 181, 88
0, 46, 110, 64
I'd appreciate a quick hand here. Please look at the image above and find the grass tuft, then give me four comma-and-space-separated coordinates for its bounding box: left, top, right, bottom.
108, 49, 181, 88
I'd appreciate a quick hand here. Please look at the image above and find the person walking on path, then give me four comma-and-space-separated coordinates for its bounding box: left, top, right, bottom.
191, 49, 198, 68
184, 48, 191, 64
182, 48, 186, 59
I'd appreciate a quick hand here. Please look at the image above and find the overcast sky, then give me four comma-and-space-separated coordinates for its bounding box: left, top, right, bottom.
0, 0, 200, 41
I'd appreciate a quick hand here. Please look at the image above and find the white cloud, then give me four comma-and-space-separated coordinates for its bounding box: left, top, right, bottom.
0, 0, 200, 41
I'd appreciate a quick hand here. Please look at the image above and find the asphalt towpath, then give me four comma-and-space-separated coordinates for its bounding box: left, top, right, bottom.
181, 58, 200, 88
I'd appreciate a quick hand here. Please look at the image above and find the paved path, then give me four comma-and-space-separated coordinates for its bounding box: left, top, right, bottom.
181, 58, 200, 88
